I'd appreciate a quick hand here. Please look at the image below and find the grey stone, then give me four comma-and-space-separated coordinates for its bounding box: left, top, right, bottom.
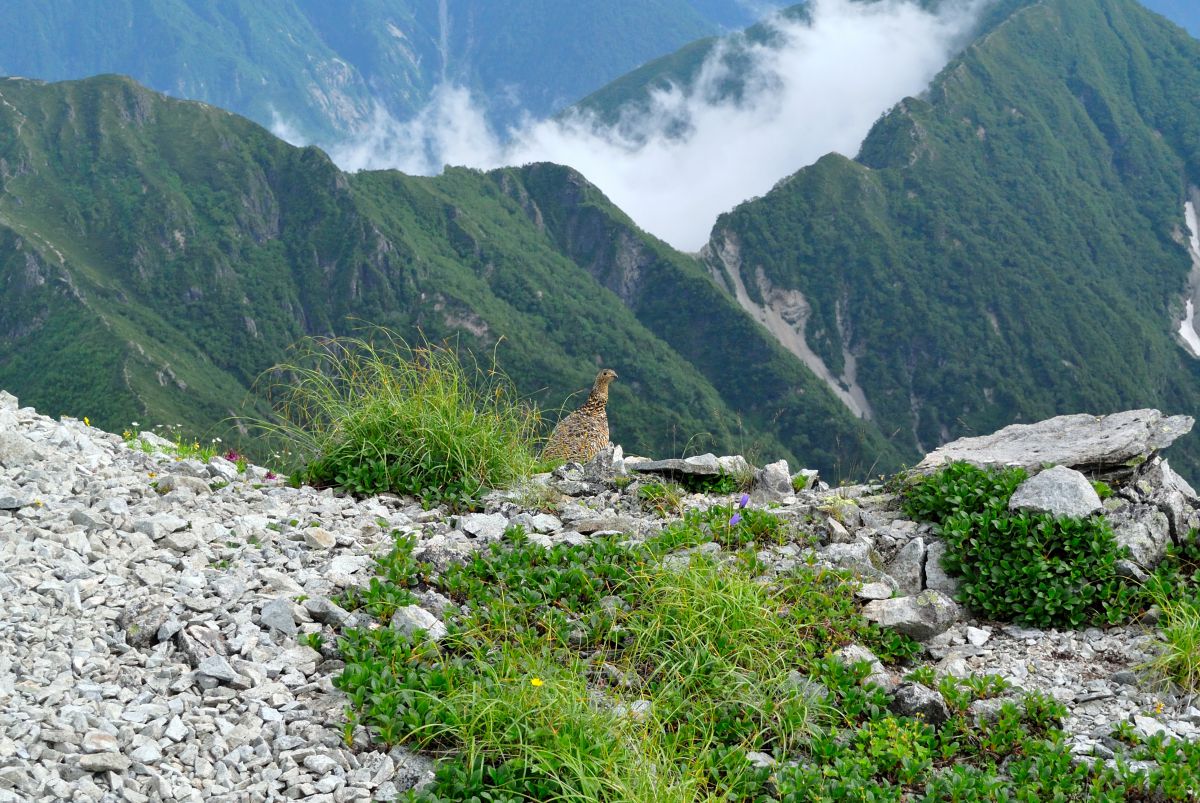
79, 752, 131, 773
207, 456, 239, 482
0, 494, 31, 510
155, 474, 213, 495
163, 530, 199, 552
305, 597, 355, 628
886, 537, 926, 596
754, 459, 793, 502
917, 409, 1193, 474
574, 516, 638, 535
746, 751, 776, 768
197, 655, 238, 683
861, 591, 960, 640
304, 755, 340, 774
855, 581, 894, 600
1109, 503, 1172, 569
258, 567, 305, 594
923, 541, 961, 596
512, 512, 562, 533
118, 601, 170, 648
818, 538, 883, 578
0, 432, 42, 466
889, 682, 951, 726
390, 606, 447, 642
175, 625, 226, 666
460, 513, 509, 540
260, 598, 298, 635
81, 731, 120, 754
631, 454, 721, 477
304, 528, 336, 549
1009, 466, 1102, 519
965, 626, 991, 647
0, 390, 16, 409
69, 508, 105, 530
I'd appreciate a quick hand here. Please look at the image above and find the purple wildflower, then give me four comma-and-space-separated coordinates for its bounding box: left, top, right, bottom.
729, 512, 742, 527
739, 493, 750, 509
265, 471, 277, 480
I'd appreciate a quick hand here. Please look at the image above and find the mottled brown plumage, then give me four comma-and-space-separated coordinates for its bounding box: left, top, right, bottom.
542, 369, 618, 462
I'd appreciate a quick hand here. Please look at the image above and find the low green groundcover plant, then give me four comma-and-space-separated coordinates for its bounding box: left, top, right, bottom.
324, 508, 1200, 802
256, 330, 541, 510
899, 462, 1142, 628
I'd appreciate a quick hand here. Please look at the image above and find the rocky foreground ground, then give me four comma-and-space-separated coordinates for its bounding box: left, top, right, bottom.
1, 391, 1199, 801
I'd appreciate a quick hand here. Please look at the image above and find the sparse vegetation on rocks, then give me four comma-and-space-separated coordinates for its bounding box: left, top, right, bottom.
4, 389, 1200, 800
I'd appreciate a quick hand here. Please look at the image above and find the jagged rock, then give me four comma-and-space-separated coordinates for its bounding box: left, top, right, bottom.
923, 541, 961, 596
1108, 503, 1172, 569
304, 528, 336, 549
754, 459, 793, 502
196, 654, 238, 683
511, 512, 562, 533
175, 624, 226, 667
1009, 466, 1102, 519
887, 537, 926, 596
0, 493, 31, 510
0, 390, 16, 410
889, 682, 951, 726
391, 605, 447, 642
154, 474, 212, 495
917, 409, 1193, 474
861, 590, 960, 640
855, 580, 895, 600
206, 456, 239, 482
459, 513, 509, 540
259, 598, 298, 635
818, 537, 884, 578
1134, 458, 1200, 539
0, 431, 42, 467
118, 602, 170, 648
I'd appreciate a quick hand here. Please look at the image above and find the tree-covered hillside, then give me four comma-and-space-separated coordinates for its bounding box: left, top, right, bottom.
702, 0, 1200, 476
0, 0, 758, 142
0, 74, 894, 476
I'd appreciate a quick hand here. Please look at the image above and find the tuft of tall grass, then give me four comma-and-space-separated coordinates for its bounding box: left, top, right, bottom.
1142, 585, 1200, 692
254, 330, 541, 509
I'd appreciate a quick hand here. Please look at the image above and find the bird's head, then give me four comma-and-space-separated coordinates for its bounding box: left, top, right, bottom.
591, 368, 618, 399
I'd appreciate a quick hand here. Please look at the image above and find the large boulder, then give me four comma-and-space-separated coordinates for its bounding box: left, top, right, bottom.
1008, 466, 1102, 519
916, 410, 1193, 475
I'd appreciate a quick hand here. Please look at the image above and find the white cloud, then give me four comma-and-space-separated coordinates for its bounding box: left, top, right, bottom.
284, 0, 987, 251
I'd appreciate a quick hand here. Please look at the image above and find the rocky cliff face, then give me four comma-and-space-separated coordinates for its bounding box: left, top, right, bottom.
3, 389, 1199, 799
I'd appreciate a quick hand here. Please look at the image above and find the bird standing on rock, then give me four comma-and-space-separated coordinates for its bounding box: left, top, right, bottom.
541, 369, 618, 463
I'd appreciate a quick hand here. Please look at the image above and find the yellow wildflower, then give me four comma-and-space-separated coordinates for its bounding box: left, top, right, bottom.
530, 677, 544, 688
83, 416, 90, 427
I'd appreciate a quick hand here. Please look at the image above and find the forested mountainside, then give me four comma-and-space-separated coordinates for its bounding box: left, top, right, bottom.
0, 74, 893, 477
0, 0, 758, 141
700, 0, 1200, 476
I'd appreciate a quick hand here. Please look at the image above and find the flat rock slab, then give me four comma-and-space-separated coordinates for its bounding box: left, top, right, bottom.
916, 410, 1193, 474
630, 453, 721, 476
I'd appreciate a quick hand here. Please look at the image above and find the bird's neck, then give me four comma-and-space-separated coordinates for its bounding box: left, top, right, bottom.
583, 381, 609, 411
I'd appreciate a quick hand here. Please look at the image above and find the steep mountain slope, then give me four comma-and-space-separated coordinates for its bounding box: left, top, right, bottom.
0, 0, 756, 142
701, 0, 1200, 475
0, 74, 895, 475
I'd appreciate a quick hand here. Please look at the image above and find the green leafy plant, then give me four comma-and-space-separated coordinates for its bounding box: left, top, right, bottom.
901, 463, 1137, 628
